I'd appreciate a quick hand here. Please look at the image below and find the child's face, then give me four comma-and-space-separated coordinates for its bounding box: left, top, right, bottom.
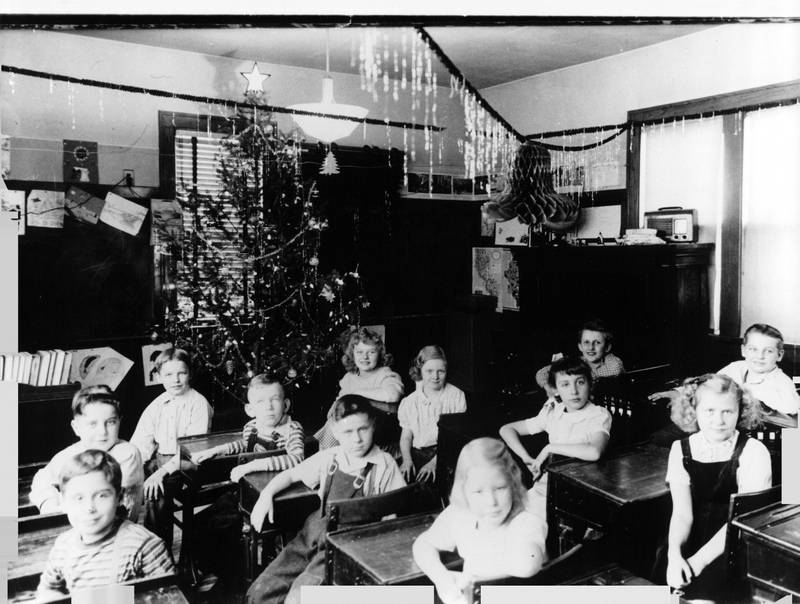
71, 403, 120, 452
353, 342, 379, 373
245, 383, 288, 428
578, 329, 610, 365
420, 359, 447, 392
333, 412, 375, 458
742, 332, 783, 375
554, 371, 591, 412
463, 465, 513, 529
159, 359, 190, 396
695, 388, 739, 443
61, 471, 119, 543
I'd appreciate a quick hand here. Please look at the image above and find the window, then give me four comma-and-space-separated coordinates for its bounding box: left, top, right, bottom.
628, 80, 800, 344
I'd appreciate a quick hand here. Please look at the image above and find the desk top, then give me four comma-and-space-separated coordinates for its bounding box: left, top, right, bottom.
548, 446, 670, 506
239, 471, 318, 523
10, 574, 189, 604
326, 512, 459, 585
10, 514, 71, 580
732, 503, 800, 554
178, 430, 242, 455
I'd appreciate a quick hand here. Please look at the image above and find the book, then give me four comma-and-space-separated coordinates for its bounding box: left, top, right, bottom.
50, 350, 65, 387
47, 350, 63, 386
60, 351, 73, 385
11, 354, 21, 383
19, 352, 33, 384
28, 354, 41, 386
36, 351, 52, 387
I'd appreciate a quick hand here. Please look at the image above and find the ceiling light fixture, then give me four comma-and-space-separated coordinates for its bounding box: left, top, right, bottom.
289, 32, 368, 145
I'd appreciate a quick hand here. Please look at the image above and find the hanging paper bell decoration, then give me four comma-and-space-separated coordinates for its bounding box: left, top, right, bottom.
319, 149, 340, 175
482, 141, 580, 231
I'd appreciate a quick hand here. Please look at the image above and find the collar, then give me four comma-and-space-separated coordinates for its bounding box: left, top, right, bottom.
73, 518, 123, 549
698, 429, 739, 452
253, 413, 290, 434
415, 382, 446, 404
743, 366, 777, 385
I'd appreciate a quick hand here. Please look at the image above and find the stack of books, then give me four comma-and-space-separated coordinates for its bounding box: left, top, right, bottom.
0, 350, 74, 386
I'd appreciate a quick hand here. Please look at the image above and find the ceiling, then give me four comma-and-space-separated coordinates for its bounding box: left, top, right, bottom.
69, 24, 713, 89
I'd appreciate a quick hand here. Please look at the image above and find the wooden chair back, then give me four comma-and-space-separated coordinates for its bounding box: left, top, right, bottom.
724, 485, 781, 580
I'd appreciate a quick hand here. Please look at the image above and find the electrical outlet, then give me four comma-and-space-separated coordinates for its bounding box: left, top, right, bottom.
123, 169, 135, 186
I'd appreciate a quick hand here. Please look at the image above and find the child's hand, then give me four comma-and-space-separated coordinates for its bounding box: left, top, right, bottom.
400, 458, 415, 482
417, 458, 437, 483
649, 390, 679, 403
243, 423, 258, 442
250, 492, 275, 532
666, 553, 694, 589
527, 459, 544, 482
434, 571, 471, 604
143, 469, 167, 501
230, 461, 256, 483
191, 449, 216, 465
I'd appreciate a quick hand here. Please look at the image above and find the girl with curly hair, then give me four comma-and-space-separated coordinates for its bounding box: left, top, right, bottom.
314, 327, 404, 449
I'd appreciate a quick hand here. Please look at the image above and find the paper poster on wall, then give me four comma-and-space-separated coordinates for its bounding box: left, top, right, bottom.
69, 347, 134, 391
0, 186, 25, 235
471, 247, 520, 312
100, 191, 148, 236
63, 139, 99, 184
27, 189, 65, 229
141, 343, 172, 386
65, 186, 105, 225
494, 216, 530, 246
151, 199, 184, 249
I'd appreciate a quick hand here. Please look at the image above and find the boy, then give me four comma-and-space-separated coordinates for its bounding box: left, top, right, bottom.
190, 374, 305, 480
719, 323, 798, 417
36, 450, 174, 602
245, 394, 406, 604
650, 323, 798, 424
29, 386, 144, 521
130, 347, 212, 547
535, 320, 625, 397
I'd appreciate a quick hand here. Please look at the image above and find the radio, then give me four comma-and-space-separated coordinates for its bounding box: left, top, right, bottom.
644, 207, 697, 242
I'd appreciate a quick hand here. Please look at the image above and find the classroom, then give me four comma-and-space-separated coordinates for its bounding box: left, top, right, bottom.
3, 13, 800, 604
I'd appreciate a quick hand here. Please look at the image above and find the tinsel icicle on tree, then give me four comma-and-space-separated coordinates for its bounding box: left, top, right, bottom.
155, 87, 366, 399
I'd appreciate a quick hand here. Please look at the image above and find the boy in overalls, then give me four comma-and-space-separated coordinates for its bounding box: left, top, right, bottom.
246, 394, 406, 604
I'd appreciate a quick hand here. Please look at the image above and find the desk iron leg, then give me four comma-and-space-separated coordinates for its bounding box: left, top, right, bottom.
177, 490, 203, 587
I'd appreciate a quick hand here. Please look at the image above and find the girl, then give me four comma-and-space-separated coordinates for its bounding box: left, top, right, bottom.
398, 345, 466, 484
499, 356, 612, 519
314, 327, 404, 449
664, 373, 771, 601
412, 438, 546, 604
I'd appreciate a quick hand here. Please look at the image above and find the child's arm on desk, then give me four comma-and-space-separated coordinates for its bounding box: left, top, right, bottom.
230, 422, 306, 481
143, 454, 195, 500
250, 470, 295, 532
413, 529, 469, 604
499, 420, 541, 475
540, 431, 610, 464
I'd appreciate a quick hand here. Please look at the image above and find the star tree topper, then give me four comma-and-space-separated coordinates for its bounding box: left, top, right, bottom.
241, 63, 271, 93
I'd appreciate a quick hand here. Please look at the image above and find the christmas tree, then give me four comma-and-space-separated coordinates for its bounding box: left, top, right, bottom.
156, 86, 366, 400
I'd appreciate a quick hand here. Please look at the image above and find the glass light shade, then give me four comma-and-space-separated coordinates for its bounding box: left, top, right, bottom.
290, 77, 368, 143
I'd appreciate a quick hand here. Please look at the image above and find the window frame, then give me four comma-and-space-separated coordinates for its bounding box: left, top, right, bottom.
626, 79, 800, 338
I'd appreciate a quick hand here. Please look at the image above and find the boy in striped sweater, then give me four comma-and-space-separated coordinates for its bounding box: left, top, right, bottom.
190, 374, 305, 481
36, 450, 174, 602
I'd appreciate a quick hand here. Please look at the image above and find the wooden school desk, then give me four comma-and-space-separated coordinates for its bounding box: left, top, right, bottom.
239, 470, 319, 579
326, 511, 461, 586
9, 512, 71, 582
10, 572, 189, 604
546, 445, 671, 576
731, 503, 800, 601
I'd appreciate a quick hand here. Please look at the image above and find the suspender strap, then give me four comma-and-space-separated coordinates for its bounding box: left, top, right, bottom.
320, 460, 375, 516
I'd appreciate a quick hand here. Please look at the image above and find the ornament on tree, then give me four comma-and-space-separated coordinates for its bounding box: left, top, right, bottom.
152, 78, 367, 400
319, 149, 340, 175
240, 63, 270, 94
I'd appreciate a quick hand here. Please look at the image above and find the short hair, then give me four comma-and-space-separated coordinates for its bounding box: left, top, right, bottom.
743, 323, 785, 351
409, 345, 447, 382
59, 449, 122, 496
449, 438, 527, 523
154, 347, 192, 374
548, 356, 593, 389
669, 373, 764, 433
341, 327, 393, 373
579, 319, 614, 346
71, 385, 120, 418
331, 394, 377, 423
247, 373, 284, 397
